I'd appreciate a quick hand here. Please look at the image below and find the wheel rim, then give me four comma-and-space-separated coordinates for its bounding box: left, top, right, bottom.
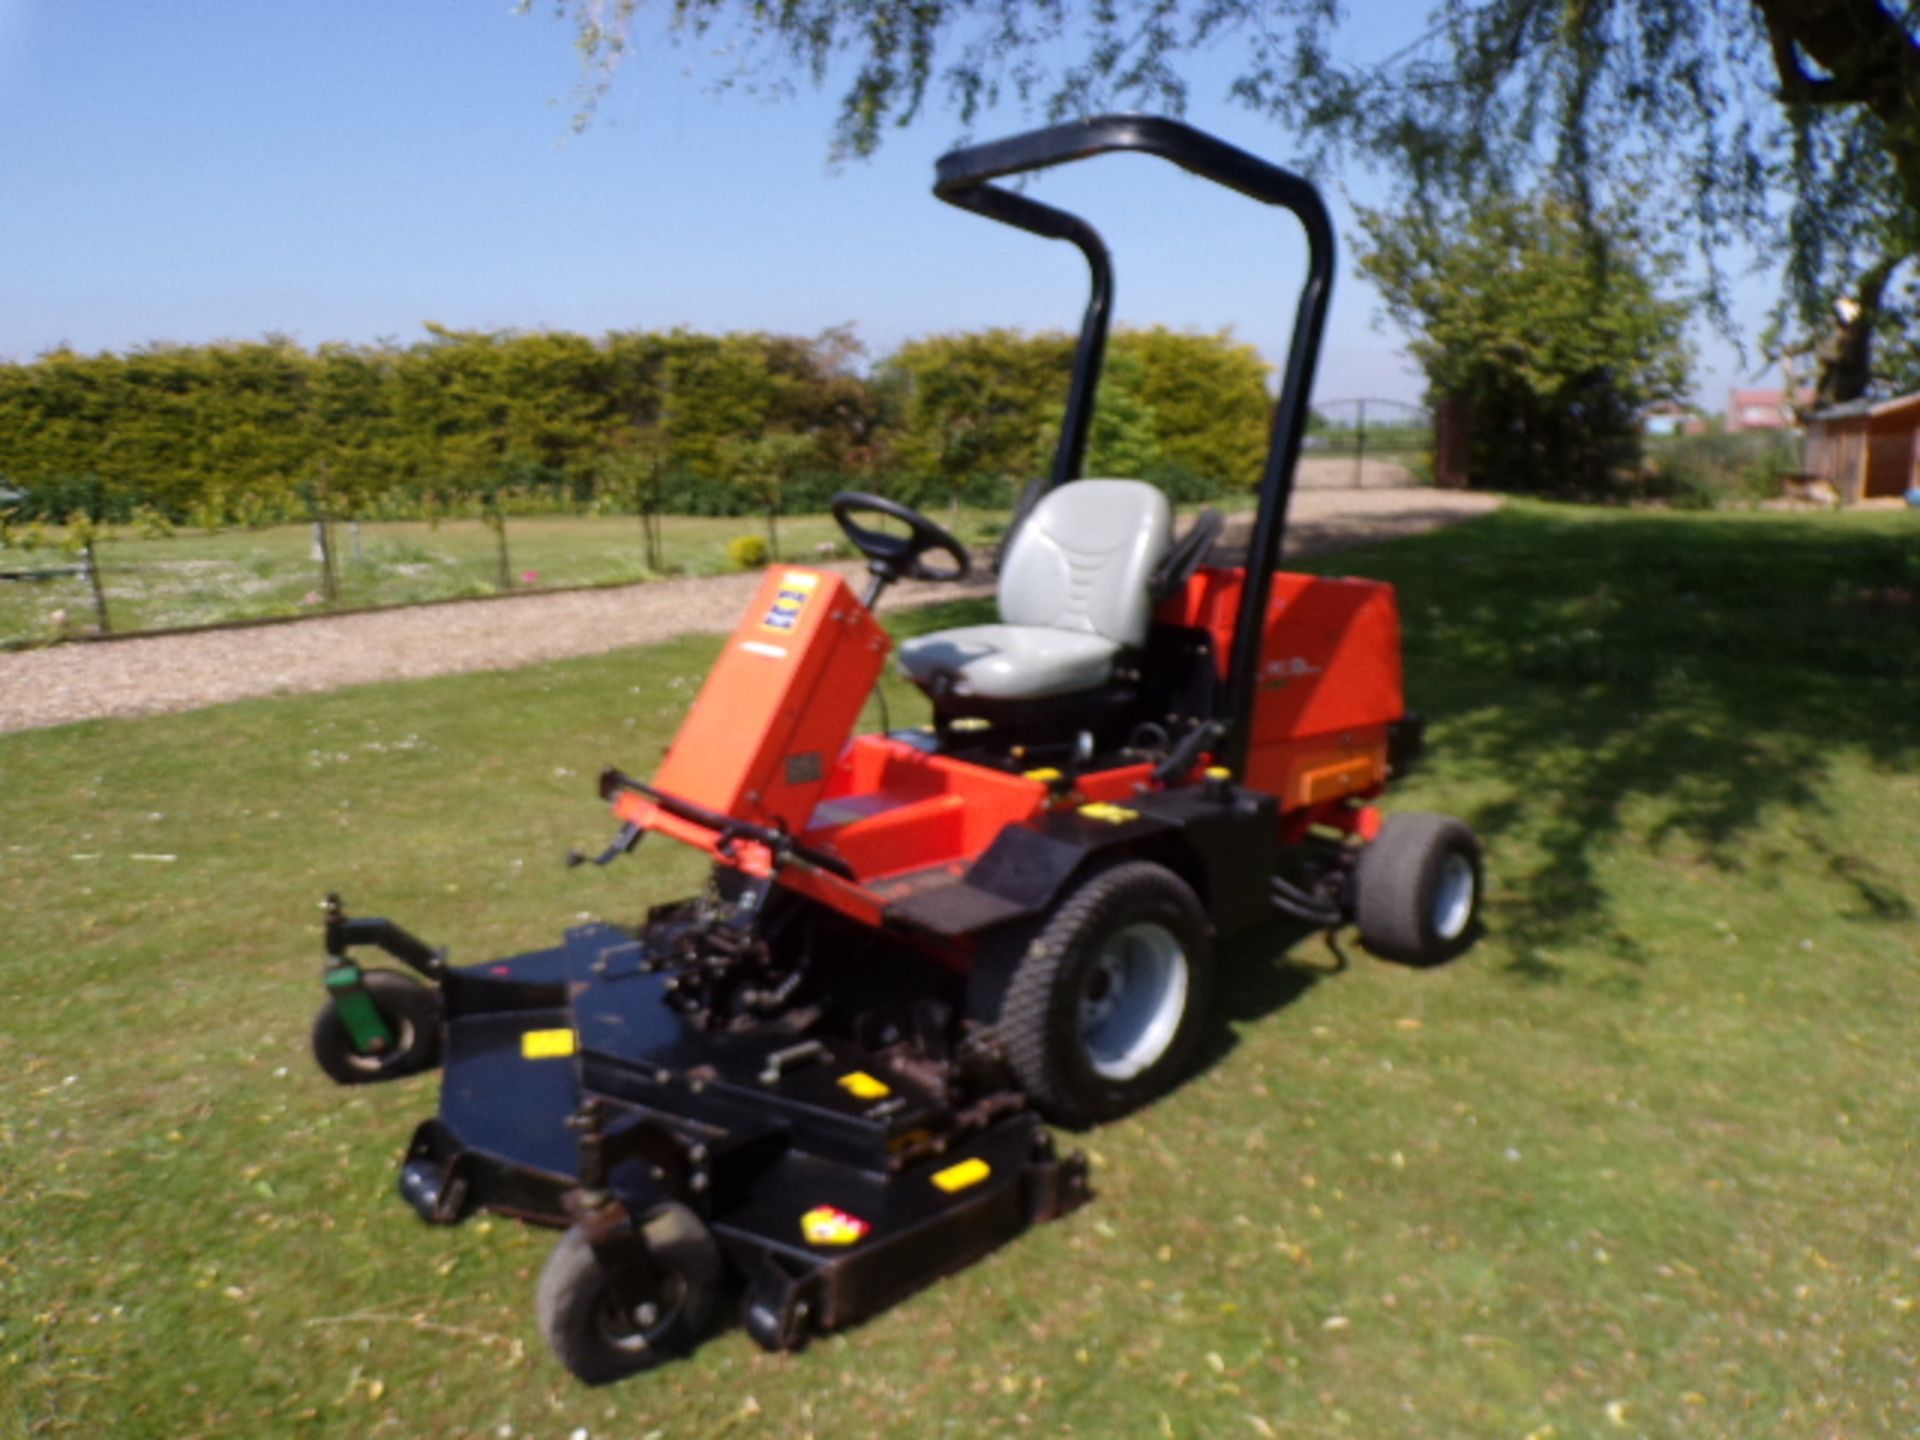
1430, 852, 1476, 941
596, 1267, 688, 1357
1077, 922, 1189, 1081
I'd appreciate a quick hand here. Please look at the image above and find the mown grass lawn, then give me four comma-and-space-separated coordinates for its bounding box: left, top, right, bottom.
3, 502, 1916, 1439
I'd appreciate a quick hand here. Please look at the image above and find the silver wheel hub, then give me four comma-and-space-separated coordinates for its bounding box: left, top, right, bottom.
599, 1269, 684, 1354
1431, 853, 1475, 941
1077, 922, 1189, 1082
348, 1015, 412, 1073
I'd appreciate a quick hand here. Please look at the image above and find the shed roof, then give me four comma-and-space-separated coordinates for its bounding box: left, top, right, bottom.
1809, 390, 1920, 425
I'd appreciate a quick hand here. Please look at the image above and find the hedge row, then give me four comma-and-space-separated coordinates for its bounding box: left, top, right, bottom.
0, 324, 1275, 526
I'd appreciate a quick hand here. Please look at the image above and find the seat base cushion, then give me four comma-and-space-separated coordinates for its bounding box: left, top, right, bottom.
898, 624, 1123, 701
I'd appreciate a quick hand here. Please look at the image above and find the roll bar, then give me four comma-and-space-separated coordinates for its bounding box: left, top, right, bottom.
933, 114, 1337, 775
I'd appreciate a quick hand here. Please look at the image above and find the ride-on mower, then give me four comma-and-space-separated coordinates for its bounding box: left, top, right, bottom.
309, 115, 1482, 1383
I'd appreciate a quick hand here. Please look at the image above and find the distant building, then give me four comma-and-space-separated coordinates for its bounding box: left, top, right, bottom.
1643, 401, 1706, 437
1802, 391, 1920, 502
1726, 388, 1806, 432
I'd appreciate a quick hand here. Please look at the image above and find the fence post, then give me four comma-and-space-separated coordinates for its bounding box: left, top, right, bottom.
486, 491, 512, 591
314, 513, 340, 605
81, 534, 112, 635
1353, 398, 1368, 488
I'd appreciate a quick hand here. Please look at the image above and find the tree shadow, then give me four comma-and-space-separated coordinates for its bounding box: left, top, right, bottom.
1187, 918, 1338, 1081
1358, 505, 1920, 980
889, 507, 1920, 988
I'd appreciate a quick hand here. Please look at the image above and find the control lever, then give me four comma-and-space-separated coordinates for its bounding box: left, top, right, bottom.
567, 820, 644, 869
1150, 720, 1227, 787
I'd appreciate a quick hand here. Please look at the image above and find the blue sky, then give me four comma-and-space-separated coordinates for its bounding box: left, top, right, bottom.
0, 0, 1773, 412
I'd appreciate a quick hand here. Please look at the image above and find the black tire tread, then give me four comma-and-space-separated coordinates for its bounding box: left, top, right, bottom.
996, 860, 1213, 1127
310, 970, 443, 1085
535, 1206, 720, 1385
1353, 812, 1481, 966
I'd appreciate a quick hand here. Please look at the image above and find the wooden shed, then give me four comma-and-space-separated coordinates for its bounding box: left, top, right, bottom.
1803, 392, 1920, 502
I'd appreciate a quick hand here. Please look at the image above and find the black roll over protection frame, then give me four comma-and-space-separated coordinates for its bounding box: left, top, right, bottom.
932, 114, 1337, 778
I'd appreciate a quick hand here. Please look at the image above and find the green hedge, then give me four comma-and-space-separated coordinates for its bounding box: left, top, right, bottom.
0, 326, 1277, 527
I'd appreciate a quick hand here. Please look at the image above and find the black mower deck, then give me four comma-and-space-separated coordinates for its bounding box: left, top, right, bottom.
399, 924, 1088, 1343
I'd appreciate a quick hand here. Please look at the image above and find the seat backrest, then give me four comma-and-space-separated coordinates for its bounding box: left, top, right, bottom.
997, 479, 1172, 646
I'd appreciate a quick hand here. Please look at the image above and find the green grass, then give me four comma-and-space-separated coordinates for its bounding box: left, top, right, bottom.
0, 508, 1007, 647
4, 501, 1917, 1437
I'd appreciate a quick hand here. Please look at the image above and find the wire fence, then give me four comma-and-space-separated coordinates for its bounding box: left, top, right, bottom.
0, 510, 885, 649
1, 417, 1438, 647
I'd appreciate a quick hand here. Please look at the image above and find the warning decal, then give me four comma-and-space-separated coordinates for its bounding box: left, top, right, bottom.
520, 1028, 577, 1060
837, 1070, 891, 1100
761, 571, 819, 632
930, 1158, 991, 1193
801, 1204, 872, 1246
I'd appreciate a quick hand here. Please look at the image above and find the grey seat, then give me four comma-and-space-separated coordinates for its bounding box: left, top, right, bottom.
899, 479, 1172, 702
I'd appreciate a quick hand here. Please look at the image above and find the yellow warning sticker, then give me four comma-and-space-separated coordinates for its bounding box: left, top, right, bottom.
837, 1070, 891, 1100
520, 1028, 577, 1060
801, 1204, 871, 1246
760, 571, 820, 633
931, 1158, 992, 1193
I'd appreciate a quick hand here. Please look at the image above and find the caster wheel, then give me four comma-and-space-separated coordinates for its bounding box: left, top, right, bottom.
311, 970, 442, 1084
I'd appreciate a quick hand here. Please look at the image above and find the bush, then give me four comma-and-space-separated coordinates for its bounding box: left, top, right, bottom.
726, 534, 771, 570
131, 504, 175, 540
1639, 432, 1798, 509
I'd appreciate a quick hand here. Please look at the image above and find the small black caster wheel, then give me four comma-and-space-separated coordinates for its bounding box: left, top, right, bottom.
536, 1205, 721, 1384
310, 970, 443, 1084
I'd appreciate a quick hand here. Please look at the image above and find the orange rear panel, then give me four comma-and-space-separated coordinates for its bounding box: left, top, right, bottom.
1168, 567, 1405, 808
652, 567, 890, 832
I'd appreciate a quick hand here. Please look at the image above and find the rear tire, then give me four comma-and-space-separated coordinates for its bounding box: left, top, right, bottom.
310, 970, 443, 1085
1353, 813, 1482, 966
536, 1205, 721, 1385
994, 861, 1214, 1128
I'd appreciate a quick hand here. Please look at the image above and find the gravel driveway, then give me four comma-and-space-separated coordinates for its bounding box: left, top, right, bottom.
0, 488, 1498, 734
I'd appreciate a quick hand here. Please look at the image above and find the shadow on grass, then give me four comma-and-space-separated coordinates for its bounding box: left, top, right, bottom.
1362, 504, 1919, 979
1187, 918, 1334, 1081
887, 507, 1919, 985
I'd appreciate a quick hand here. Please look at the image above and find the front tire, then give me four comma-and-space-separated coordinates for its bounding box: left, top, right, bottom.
994, 861, 1214, 1127
310, 970, 443, 1085
1353, 813, 1483, 966
536, 1205, 721, 1385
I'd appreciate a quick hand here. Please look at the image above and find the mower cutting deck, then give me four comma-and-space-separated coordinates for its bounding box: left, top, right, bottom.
307, 114, 1483, 1384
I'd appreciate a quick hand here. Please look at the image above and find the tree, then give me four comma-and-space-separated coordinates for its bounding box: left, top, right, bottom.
1358, 189, 1692, 495
719, 431, 817, 555
1083, 346, 1162, 481
601, 423, 672, 570
1768, 112, 1920, 408
534, 1, 1920, 380
882, 329, 1074, 506
1113, 327, 1271, 487
882, 326, 1271, 503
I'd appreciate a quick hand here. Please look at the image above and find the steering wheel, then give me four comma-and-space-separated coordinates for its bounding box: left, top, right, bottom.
829, 492, 972, 585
